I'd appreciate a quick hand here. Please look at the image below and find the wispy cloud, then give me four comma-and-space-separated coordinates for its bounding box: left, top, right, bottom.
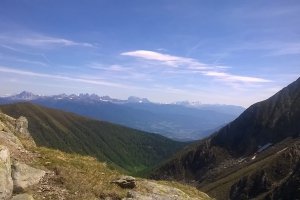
0, 66, 132, 88
122, 50, 183, 62
0, 33, 94, 48
202, 71, 270, 83
121, 50, 206, 68
88, 63, 128, 72
121, 50, 271, 84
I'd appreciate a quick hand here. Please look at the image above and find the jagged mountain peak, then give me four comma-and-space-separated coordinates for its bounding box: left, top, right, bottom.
127, 96, 150, 103
6, 91, 153, 104
10, 91, 39, 100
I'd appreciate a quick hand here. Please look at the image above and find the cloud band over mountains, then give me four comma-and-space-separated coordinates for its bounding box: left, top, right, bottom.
121, 50, 271, 83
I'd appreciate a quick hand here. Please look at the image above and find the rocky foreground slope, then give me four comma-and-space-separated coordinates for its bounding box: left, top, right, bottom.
0, 113, 45, 200
0, 112, 212, 200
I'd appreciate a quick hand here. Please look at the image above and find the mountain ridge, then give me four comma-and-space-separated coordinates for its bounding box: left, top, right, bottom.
212, 76, 300, 156
151, 77, 300, 199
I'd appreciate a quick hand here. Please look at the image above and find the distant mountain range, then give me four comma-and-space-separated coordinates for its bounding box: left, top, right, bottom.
0, 92, 245, 141
151, 77, 300, 200
0, 91, 152, 104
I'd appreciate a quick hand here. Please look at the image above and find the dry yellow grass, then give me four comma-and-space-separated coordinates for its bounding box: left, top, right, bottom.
33, 147, 128, 199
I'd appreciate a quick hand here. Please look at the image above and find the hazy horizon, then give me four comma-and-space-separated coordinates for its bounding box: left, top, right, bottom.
1, 0, 300, 107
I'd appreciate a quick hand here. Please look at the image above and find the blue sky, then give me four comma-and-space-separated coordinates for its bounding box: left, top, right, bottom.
0, 0, 299, 107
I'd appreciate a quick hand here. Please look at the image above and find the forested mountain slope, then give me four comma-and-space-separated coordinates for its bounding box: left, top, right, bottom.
0, 102, 185, 174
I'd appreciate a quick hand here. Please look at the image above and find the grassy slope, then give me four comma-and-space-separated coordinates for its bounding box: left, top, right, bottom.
0, 102, 186, 174
29, 146, 212, 199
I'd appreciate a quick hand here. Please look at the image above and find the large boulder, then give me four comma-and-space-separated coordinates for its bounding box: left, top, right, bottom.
124, 180, 206, 200
0, 146, 13, 200
12, 161, 45, 192
111, 176, 136, 189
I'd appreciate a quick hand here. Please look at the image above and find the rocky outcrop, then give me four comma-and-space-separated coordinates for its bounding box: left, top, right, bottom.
0, 113, 44, 200
0, 130, 24, 161
0, 145, 44, 200
0, 146, 13, 200
111, 176, 136, 189
0, 113, 16, 133
112, 177, 210, 199
124, 180, 208, 200
0, 113, 32, 140
0, 113, 33, 154
0, 112, 37, 163
14, 117, 30, 138
12, 161, 45, 192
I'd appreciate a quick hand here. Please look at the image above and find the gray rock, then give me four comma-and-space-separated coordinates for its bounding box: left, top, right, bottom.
0, 130, 24, 152
0, 145, 13, 200
111, 176, 136, 189
123, 180, 208, 200
12, 161, 45, 192
11, 193, 34, 200
0, 113, 16, 132
15, 117, 30, 138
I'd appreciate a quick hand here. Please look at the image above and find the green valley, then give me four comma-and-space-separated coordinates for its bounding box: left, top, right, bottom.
0, 102, 186, 174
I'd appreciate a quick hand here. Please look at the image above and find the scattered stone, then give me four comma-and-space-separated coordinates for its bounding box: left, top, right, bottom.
11, 193, 34, 200
0, 145, 13, 200
12, 161, 46, 192
111, 176, 136, 189
32, 170, 70, 200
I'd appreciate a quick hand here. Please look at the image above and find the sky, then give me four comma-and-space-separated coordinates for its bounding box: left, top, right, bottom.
0, 0, 300, 107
